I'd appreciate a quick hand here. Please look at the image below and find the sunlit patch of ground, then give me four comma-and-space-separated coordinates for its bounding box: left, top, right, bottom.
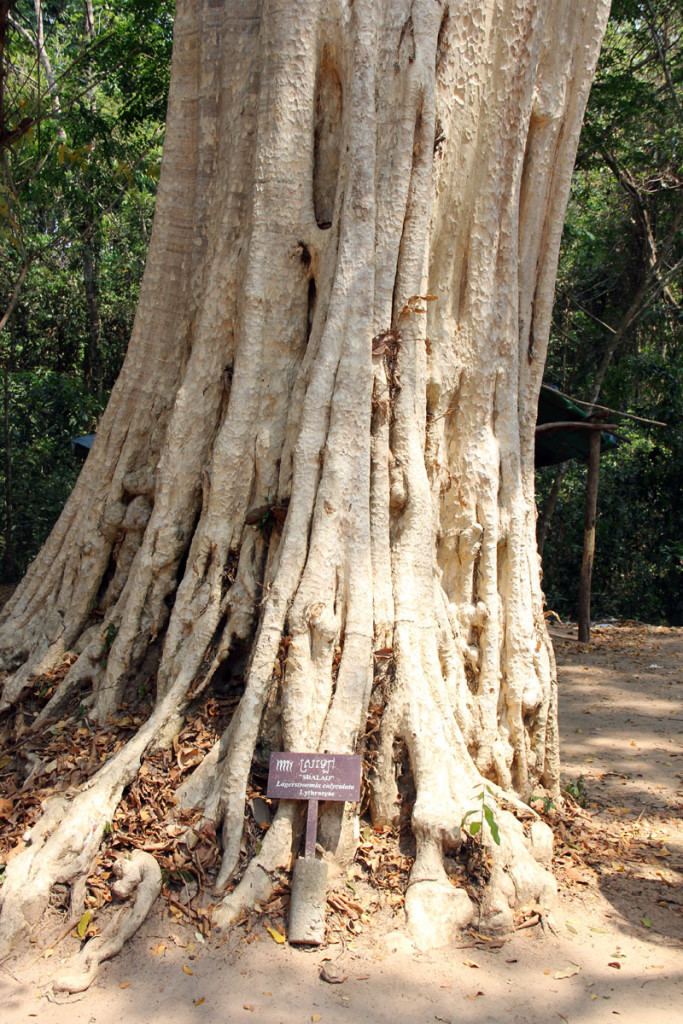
1, 624, 682, 1024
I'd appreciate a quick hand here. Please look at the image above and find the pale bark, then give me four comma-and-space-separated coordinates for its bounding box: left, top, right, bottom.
0, 0, 610, 962
53, 851, 162, 993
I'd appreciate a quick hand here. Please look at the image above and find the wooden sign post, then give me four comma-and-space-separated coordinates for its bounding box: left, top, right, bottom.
304, 798, 319, 859
267, 752, 362, 946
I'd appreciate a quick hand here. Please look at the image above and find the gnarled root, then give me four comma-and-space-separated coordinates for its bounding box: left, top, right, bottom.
477, 813, 556, 934
0, 788, 112, 957
0, 691, 178, 955
213, 805, 297, 931
405, 837, 476, 950
369, 616, 557, 951
53, 851, 161, 994
404, 804, 556, 950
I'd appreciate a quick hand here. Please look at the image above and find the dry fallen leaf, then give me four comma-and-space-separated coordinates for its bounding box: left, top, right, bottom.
265, 925, 286, 944
119, 981, 131, 989
311, 1016, 322, 1023
462, 959, 480, 969
243, 1004, 255, 1012
193, 997, 205, 1007
608, 962, 622, 969
76, 910, 92, 940
183, 964, 194, 976
553, 966, 581, 980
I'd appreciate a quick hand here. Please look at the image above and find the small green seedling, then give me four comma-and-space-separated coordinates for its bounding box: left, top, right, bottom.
564, 775, 588, 807
461, 784, 501, 845
530, 793, 556, 814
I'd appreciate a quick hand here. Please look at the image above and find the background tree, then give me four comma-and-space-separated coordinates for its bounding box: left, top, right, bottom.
0, 0, 173, 579
0, 0, 610, 962
538, 0, 682, 624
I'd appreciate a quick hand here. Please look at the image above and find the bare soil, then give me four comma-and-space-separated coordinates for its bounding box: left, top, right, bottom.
2, 623, 682, 1024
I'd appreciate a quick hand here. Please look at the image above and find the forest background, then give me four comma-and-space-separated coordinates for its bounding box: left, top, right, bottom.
0, 0, 681, 624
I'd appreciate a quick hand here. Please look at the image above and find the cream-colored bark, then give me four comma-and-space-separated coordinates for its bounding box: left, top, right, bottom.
0, 0, 610, 962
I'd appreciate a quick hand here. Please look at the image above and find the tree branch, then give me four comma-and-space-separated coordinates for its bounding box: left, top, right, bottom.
0, 257, 30, 336
535, 421, 618, 435
643, 0, 681, 117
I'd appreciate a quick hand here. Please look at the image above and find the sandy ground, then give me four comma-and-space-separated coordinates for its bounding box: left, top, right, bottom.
2, 624, 682, 1024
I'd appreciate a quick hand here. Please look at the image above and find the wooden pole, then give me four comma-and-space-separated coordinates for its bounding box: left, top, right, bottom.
578, 429, 602, 643
304, 798, 319, 859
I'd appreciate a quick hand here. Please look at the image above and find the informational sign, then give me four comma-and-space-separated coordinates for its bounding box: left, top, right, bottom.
266, 752, 362, 803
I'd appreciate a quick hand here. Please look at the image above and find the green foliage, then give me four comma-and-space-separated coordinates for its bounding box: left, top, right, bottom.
564, 776, 588, 808
531, 794, 556, 815
540, 0, 682, 624
1, 1, 172, 579
0, 369, 101, 575
539, 423, 683, 624
461, 785, 501, 846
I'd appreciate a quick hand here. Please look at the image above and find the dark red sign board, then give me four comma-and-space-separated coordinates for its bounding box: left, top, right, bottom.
267, 752, 362, 803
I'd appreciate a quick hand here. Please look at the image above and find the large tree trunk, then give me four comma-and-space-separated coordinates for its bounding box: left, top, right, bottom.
0, 0, 610, 958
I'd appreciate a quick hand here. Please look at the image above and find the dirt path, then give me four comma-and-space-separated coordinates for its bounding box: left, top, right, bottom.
2, 625, 682, 1024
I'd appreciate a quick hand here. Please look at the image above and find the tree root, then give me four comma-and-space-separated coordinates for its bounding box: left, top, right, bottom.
478, 812, 556, 933
0, 788, 109, 957
401, 803, 555, 949
213, 805, 297, 931
53, 852, 161, 994
0, 688, 181, 955
404, 838, 476, 950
